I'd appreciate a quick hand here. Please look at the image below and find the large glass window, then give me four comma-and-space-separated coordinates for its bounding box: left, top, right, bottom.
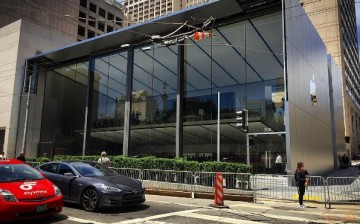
183, 31, 214, 160
40, 62, 89, 156
88, 52, 128, 155
183, 12, 285, 163
129, 44, 178, 157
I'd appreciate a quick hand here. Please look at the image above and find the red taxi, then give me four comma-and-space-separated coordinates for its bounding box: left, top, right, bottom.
0, 159, 63, 222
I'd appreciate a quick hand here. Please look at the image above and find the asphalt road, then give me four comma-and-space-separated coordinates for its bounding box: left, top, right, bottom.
8, 195, 360, 224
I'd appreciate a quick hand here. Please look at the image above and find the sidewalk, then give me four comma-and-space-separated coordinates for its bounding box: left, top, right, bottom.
323, 166, 360, 178
146, 194, 360, 223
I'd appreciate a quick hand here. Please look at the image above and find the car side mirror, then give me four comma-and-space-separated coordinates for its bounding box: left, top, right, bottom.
63, 172, 75, 177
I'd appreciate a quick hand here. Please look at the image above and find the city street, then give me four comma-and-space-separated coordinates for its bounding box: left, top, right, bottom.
10, 195, 360, 224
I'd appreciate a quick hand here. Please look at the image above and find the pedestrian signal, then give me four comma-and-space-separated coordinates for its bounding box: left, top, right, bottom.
236, 109, 248, 132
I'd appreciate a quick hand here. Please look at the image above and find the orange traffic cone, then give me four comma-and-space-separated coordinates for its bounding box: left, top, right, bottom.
210, 172, 229, 208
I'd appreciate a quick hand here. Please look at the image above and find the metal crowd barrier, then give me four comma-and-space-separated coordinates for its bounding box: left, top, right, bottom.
109, 169, 360, 208
111, 167, 142, 180
193, 172, 252, 196
23, 162, 355, 209
142, 169, 194, 192
253, 174, 327, 207
326, 177, 360, 208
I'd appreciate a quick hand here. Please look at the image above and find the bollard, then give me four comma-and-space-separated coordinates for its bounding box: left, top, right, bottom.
210, 172, 229, 208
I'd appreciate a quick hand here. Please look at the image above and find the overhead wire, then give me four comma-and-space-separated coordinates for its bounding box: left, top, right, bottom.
0, 2, 357, 74
0, 3, 329, 57
0, 1, 345, 37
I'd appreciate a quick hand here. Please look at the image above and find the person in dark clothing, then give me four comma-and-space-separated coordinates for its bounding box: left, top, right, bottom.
342, 154, 348, 168
17, 152, 26, 162
294, 162, 309, 209
345, 154, 349, 168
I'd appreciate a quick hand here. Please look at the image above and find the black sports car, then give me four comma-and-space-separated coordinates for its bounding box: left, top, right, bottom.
35, 161, 145, 211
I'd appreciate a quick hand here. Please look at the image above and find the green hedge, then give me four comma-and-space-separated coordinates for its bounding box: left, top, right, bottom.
52, 155, 250, 173
27, 157, 51, 163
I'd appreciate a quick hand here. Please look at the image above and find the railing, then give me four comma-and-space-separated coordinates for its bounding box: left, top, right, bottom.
108, 169, 359, 208
25, 162, 359, 208
142, 169, 194, 192
194, 172, 252, 195
326, 177, 360, 208
111, 167, 142, 181
253, 174, 327, 207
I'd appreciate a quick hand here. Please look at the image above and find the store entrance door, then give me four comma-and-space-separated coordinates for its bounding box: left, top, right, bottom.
247, 132, 286, 174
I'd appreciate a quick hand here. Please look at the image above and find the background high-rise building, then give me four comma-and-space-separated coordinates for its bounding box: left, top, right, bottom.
123, 0, 207, 23
78, 0, 127, 41
0, 0, 79, 41
0, 0, 126, 42
300, 0, 360, 156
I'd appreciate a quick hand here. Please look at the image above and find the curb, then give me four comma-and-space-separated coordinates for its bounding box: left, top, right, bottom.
145, 189, 254, 202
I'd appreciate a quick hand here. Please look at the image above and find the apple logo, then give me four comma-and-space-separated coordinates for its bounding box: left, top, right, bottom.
310, 75, 317, 106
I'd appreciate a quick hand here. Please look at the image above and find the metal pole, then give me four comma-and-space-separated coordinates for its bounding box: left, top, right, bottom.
82, 107, 88, 157
217, 92, 220, 162
265, 150, 268, 168
246, 133, 250, 165
82, 57, 95, 157
246, 109, 250, 166
176, 44, 184, 158
21, 75, 32, 154
247, 131, 286, 136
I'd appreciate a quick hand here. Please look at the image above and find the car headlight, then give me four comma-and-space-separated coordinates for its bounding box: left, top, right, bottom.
99, 184, 122, 192
53, 185, 62, 196
0, 189, 18, 202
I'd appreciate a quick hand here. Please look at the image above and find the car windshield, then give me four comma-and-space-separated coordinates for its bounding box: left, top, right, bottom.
71, 162, 117, 177
0, 164, 44, 182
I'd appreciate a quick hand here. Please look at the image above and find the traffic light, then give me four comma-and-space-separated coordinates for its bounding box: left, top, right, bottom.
249, 136, 254, 146
236, 109, 248, 132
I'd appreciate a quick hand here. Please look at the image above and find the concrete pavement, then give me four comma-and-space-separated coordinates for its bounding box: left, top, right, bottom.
323, 166, 360, 178
12, 195, 359, 224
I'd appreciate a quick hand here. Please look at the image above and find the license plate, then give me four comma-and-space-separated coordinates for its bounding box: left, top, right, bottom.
36, 204, 48, 213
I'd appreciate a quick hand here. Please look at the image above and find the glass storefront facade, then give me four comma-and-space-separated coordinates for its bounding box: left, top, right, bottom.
39, 10, 286, 172
40, 62, 89, 156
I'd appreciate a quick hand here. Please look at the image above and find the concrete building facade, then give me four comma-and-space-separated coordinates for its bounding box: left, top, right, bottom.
0, 0, 79, 41
0, 20, 74, 158
300, 0, 360, 158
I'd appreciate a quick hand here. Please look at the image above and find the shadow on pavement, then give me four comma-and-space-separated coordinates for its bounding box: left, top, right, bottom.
6, 214, 68, 224
64, 202, 150, 214
98, 204, 151, 214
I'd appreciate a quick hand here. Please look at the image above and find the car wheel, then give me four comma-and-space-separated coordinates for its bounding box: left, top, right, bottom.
81, 188, 99, 212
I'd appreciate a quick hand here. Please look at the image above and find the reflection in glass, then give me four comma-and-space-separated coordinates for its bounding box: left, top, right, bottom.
40, 62, 89, 156
89, 52, 128, 155
130, 44, 178, 157
183, 12, 285, 163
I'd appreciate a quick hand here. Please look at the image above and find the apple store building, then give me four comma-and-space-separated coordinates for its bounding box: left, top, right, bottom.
20, 0, 345, 175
